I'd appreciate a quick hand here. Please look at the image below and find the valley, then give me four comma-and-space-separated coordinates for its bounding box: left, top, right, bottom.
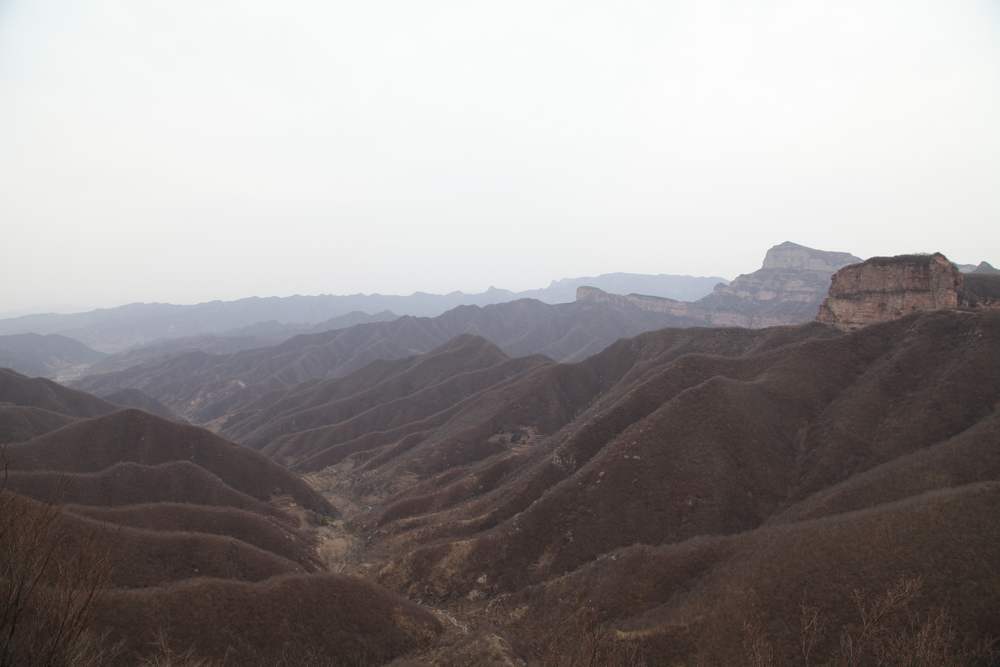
6, 4, 1000, 662
2, 249, 999, 665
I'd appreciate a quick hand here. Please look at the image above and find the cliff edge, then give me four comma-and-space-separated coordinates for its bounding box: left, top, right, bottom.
817, 253, 1000, 330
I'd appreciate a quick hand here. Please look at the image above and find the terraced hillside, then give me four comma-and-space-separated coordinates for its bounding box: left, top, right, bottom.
0, 376, 441, 665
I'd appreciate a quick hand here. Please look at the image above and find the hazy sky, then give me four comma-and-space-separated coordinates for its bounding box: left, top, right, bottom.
2, 1, 999, 313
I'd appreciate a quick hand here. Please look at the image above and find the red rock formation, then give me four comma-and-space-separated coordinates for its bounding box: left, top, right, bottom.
817, 253, 1000, 330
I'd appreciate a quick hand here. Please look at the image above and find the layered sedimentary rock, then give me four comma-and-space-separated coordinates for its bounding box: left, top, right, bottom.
817, 253, 1000, 330
577, 241, 861, 328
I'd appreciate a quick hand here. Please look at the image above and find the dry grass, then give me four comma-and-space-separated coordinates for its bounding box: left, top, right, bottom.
538, 607, 648, 667
733, 576, 998, 667
92, 574, 441, 666
0, 452, 116, 666
523, 577, 997, 667
4, 409, 332, 514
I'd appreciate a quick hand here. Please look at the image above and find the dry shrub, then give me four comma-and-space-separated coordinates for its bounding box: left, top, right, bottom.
743, 616, 777, 667
138, 632, 219, 667
137, 630, 380, 667
539, 606, 647, 667
836, 576, 997, 667
706, 576, 998, 667
0, 452, 116, 666
799, 596, 824, 667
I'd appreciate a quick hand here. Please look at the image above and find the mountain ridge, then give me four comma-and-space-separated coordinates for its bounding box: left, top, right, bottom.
0, 273, 726, 352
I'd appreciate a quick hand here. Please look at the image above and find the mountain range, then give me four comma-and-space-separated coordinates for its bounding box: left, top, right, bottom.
74, 297, 694, 424
0, 272, 726, 353
7, 242, 993, 391
0, 333, 106, 380
3, 245, 1000, 665
69, 242, 863, 425
232, 308, 1000, 665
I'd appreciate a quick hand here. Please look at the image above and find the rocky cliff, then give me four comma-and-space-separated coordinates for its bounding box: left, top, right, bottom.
578, 242, 862, 328
817, 253, 1000, 330
698, 242, 863, 326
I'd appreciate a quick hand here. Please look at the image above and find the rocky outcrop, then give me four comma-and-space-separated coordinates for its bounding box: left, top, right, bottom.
577, 242, 862, 328
577, 245, 998, 332
817, 253, 1000, 330
694, 242, 861, 327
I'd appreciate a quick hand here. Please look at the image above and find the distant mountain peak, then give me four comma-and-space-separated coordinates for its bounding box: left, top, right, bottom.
761, 241, 862, 272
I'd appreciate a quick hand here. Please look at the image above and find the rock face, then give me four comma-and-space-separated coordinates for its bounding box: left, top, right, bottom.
816, 253, 1000, 330
577, 242, 862, 328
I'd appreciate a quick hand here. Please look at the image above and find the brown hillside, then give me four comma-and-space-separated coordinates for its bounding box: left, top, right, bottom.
265, 351, 550, 471
34, 497, 306, 587
7, 304, 999, 663
67, 502, 319, 568
2, 462, 286, 517
0, 367, 118, 417
0, 380, 449, 664
964, 272, 1000, 305
771, 407, 1000, 525
224, 334, 518, 448
0, 404, 76, 443
327, 311, 1000, 600
4, 409, 332, 514
93, 573, 442, 666
500, 481, 1000, 665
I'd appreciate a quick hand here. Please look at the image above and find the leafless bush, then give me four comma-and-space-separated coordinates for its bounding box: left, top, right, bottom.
837, 575, 924, 666
799, 594, 824, 667
0, 449, 116, 667
137, 631, 220, 667
723, 576, 998, 667
743, 616, 776, 667
539, 606, 647, 667
833, 575, 997, 667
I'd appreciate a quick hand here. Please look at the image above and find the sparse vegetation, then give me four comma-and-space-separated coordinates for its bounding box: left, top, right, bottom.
0, 453, 115, 667
539, 606, 647, 667
726, 577, 998, 667
2, 309, 999, 665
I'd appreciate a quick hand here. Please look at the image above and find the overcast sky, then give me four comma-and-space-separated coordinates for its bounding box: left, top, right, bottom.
2, 0, 998, 313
